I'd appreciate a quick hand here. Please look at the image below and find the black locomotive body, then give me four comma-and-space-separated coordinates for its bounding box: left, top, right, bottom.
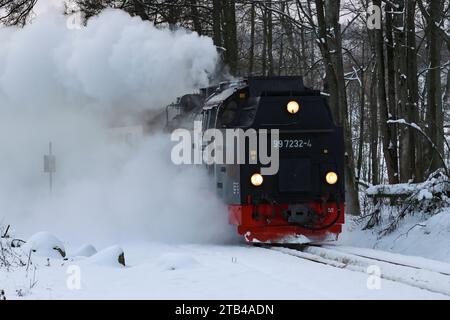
168, 76, 345, 243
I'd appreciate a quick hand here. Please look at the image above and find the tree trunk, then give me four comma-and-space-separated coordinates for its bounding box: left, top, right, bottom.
385, 1, 400, 181
133, 0, 149, 21
267, 1, 274, 76
373, 0, 399, 184
212, 0, 222, 47
370, 68, 379, 185
356, 64, 366, 182
261, 6, 267, 76
424, 0, 444, 172
248, 2, 255, 75
166, 0, 180, 30
278, 37, 284, 76
189, 0, 202, 35
392, 1, 412, 182
405, 0, 420, 181
280, 2, 299, 76
221, 0, 238, 75
315, 0, 360, 215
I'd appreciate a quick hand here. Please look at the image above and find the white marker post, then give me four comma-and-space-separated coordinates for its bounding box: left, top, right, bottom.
44, 142, 56, 193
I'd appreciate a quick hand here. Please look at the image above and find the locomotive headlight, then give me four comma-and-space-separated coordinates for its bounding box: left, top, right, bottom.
325, 172, 338, 185
287, 101, 300, 114
250, 173, 264, 187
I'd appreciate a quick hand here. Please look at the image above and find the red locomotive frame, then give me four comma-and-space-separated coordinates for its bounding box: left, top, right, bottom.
229, 202, 345, 243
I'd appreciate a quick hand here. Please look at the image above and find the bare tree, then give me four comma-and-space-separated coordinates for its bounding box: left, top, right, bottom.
297, 0, 361, 215
419, 0, 446, 173
0, 0, 38, 26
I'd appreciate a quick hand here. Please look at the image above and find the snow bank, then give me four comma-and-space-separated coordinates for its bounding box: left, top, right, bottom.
344, 171, 450, 263
86, 245, 126, 267
71, 244, 97, 257
23, 232, 66, 258
341, 209, 450, 263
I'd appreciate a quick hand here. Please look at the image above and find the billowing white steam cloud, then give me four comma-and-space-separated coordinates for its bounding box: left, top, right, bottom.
0, 9, 217, 110
0, 9, 233, 244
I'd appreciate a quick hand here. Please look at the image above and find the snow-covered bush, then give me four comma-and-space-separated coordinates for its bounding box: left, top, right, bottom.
362, 169, 450, 235
22, 232, 66, 258
0, 225, 26, 271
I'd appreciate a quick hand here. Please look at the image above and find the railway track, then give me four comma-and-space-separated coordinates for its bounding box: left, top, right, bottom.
262, 244, 450, 297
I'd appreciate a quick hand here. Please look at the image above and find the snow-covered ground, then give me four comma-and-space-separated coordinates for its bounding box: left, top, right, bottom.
1, 228, 449, 300
340, 209, 450, 264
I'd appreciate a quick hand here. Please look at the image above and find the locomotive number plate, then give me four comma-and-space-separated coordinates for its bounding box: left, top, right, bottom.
273, 139, 312, 149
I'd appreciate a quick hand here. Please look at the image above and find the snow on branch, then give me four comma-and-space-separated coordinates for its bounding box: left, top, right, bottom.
365, 169, 450, 234
367, 169, 450, 199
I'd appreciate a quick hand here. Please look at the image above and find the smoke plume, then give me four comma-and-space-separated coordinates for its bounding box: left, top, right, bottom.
0, 9, 233, 244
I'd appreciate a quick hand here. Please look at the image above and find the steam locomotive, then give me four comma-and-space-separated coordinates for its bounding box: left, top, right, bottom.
167, 76, 345, 243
